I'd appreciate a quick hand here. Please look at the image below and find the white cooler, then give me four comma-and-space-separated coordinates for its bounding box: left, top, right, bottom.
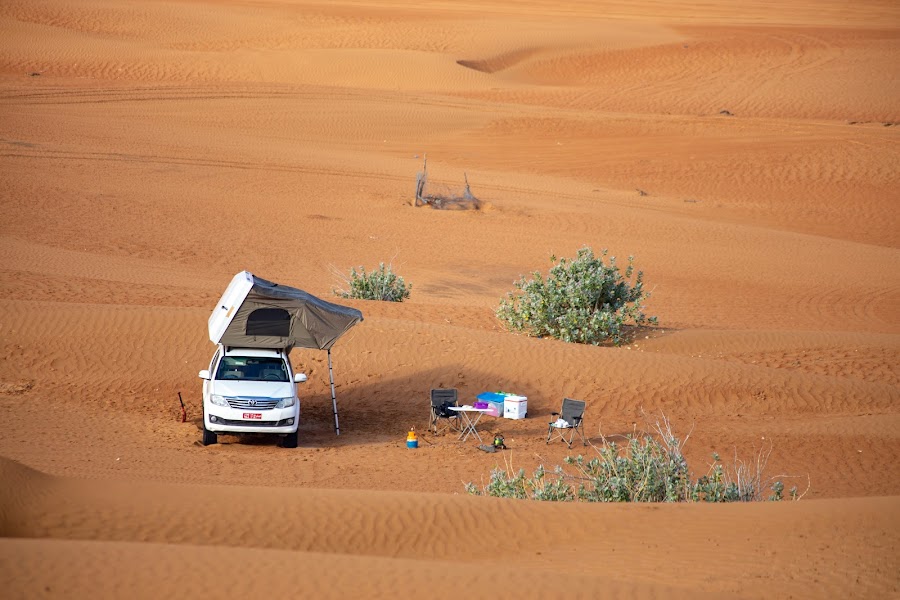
503, 395, 527, 419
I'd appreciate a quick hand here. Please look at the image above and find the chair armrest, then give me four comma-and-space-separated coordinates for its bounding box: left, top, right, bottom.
551, 412, 560, 417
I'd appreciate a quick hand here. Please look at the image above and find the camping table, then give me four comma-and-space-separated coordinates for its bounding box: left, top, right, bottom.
448, 406, 491, 443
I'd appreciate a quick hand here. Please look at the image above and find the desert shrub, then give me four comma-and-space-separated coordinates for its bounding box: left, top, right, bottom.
466, 415, 803, 503
464, 464, 575, 502
335, 263, 411, 302
496, 246, 656, 346
565, 435, 690, 502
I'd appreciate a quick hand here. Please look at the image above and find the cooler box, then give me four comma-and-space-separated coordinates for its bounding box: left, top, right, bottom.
502, 395, 527, 420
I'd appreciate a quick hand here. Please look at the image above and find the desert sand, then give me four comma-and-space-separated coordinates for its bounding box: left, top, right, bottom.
0, 1, 898, 598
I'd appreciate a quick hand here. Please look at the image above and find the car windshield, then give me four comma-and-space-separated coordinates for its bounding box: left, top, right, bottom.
215, 356, 289, 382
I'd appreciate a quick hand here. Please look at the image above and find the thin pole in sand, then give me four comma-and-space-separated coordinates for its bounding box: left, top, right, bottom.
328, 349, 339, 435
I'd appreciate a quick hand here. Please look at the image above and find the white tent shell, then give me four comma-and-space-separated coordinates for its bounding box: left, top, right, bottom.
209, 271, 363, 434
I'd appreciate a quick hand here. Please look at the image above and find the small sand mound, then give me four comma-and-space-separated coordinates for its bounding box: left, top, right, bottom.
456, 48, 541, 74
0, 380, 34, 394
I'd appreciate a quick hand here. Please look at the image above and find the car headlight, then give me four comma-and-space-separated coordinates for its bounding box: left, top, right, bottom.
209, 394, 229, 407
275, 397, 295, 409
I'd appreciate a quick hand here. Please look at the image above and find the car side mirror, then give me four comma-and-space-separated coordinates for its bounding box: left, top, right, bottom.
198, 370, 210, 380
294, 373, 308, 383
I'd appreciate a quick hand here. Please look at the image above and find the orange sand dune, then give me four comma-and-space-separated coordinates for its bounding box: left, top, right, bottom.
1, 458, 898, 599
0, 0, 898, 597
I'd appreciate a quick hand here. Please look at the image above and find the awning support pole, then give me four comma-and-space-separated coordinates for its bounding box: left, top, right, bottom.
328, 349, 339, 435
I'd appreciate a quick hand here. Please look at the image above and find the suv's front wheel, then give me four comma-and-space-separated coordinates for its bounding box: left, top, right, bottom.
202, 426, 217, 446
201, 407, 217, 446
281, 430, 298, 448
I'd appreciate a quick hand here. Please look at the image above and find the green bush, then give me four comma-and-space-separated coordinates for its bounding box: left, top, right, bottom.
464, 465, 575, 502
497, 247, 656, 346
466, 416, 802, 503
336, 263, 411, 302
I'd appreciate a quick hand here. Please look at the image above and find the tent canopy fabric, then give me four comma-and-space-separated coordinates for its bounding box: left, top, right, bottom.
212, 272, 363, 351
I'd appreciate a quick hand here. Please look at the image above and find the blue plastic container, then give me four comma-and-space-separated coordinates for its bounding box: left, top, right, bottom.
477, 392, 508, 403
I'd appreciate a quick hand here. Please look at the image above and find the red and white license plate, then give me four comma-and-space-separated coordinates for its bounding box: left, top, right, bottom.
242, 412, 262, 420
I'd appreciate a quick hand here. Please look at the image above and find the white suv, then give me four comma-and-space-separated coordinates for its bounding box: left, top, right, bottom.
198, 345, 307, 448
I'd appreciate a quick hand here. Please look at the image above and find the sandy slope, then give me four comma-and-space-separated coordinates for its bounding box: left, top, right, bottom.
1, 458, 898, 599
0, 0, 898, 597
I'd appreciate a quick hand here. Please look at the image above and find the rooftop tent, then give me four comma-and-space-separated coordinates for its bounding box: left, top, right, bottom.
208, 271, 363, 434
210, 271, 363, 351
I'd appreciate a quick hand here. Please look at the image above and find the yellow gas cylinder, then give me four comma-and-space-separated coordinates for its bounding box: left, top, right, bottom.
406, 427, 418, 449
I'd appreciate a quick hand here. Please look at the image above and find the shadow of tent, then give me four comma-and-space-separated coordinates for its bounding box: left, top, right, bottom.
194, 363, 613, 449
289, 363, 558, 447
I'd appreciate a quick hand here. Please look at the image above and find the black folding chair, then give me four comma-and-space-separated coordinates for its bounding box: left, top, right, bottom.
429, 388, 461, 435
547, 398, 587, 448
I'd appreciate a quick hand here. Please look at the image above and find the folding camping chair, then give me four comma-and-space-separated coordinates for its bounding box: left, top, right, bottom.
429, 388, 461, 435
547, 398, 588, 448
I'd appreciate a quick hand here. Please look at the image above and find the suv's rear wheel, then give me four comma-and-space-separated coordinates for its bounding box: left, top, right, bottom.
281, 430, 298, 448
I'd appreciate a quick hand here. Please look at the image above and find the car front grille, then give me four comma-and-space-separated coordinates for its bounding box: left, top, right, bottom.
226, 397, 279, 410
